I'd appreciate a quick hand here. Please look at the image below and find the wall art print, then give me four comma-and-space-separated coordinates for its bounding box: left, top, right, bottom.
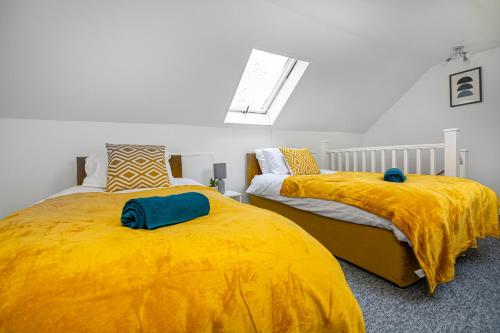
449, 67, 482, 107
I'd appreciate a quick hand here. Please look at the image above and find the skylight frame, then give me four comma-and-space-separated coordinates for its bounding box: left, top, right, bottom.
229, 56, 298, 115
260, 58, 298, 114
225, 49, 308, 126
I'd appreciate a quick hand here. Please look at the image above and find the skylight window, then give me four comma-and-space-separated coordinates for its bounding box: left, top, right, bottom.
225, 49, 308, 126
229, 49, 296, 114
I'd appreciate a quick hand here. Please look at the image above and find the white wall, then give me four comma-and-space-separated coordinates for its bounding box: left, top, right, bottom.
364, 47, 500, 194
0, 118, 362, 218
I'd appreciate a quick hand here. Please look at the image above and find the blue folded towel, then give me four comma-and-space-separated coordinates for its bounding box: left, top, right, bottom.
121, 192, 210, 230
384, 168, 407, 183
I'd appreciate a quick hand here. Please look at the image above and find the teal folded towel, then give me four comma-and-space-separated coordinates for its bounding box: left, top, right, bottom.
121, 192, 210, 230
384, 168, 406, 183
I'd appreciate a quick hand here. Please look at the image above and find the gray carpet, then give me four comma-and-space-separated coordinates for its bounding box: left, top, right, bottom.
339, 238, 500, 333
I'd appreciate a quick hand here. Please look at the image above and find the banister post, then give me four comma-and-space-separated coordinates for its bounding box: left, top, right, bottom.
320, 140, 329, 169
443, 128, 460, 176
459, 149, 469, 178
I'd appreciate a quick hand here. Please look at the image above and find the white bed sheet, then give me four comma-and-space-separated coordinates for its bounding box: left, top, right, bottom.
246, 173, 410, 244
43, 178, 204, 201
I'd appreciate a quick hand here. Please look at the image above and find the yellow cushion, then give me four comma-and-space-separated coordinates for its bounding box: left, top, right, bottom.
279, 147, 320, 175
106, 144, 170, 192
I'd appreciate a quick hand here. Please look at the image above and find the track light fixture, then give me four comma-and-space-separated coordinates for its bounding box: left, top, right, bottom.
445, 46, 470, 63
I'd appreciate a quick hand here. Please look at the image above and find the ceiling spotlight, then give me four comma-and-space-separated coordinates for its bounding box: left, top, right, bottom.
445, 46, 470, 63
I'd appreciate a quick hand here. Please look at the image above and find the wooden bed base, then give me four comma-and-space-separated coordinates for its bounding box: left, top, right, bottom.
246, 153, 421, 288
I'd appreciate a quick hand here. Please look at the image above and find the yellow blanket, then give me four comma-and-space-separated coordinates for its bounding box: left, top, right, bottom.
281, 173, 499, 294
0, 186, 364, 333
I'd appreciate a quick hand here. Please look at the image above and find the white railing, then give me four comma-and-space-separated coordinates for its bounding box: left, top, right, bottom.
320, 129, 469, 178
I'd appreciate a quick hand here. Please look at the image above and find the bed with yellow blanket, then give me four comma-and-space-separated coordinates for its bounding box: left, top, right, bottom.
281, 173, 499, 294
0, 186, 364, 333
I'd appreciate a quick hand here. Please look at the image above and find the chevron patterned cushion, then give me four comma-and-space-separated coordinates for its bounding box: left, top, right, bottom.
279, 147, 320, 176
105, 144, 170, 192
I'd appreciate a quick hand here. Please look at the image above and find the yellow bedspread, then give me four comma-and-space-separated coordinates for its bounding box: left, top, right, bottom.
0, 186, 364, 333
281, 173, 499, 293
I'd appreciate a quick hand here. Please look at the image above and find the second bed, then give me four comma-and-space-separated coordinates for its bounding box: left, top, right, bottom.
246, 153, 422, 288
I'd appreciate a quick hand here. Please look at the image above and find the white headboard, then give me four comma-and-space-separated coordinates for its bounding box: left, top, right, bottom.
171, 152, 215, 185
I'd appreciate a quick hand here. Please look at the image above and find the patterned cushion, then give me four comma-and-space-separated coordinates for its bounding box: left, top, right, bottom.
279, 147, 320, 175
105, 144, 170, 192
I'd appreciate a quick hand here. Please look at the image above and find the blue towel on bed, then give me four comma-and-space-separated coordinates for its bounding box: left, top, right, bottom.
383, 168, 406, 183
121, 192, 210, 230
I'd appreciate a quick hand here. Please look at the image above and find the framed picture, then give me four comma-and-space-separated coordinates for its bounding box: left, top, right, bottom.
449, 67, 482, 107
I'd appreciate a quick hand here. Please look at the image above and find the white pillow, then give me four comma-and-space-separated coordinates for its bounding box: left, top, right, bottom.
254, 149, 271, 174
263, 149, 290, 174
82, 152, 108, 188
82, 150, 174, 188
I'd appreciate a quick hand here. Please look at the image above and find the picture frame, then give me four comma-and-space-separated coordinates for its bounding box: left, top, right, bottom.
449, 67, 482, 107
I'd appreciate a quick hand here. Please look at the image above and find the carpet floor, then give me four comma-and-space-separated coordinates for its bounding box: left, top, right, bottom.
339, 237, 500, 333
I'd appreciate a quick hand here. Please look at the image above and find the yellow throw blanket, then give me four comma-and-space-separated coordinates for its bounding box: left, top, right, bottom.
0, 186, 364, 333
281, 173, 499, 294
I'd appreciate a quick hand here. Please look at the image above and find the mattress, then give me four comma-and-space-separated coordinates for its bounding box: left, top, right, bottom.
246, 173, 410, 244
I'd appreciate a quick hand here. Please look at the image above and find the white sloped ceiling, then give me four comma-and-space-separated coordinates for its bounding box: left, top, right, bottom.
0, 0, 499, 132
